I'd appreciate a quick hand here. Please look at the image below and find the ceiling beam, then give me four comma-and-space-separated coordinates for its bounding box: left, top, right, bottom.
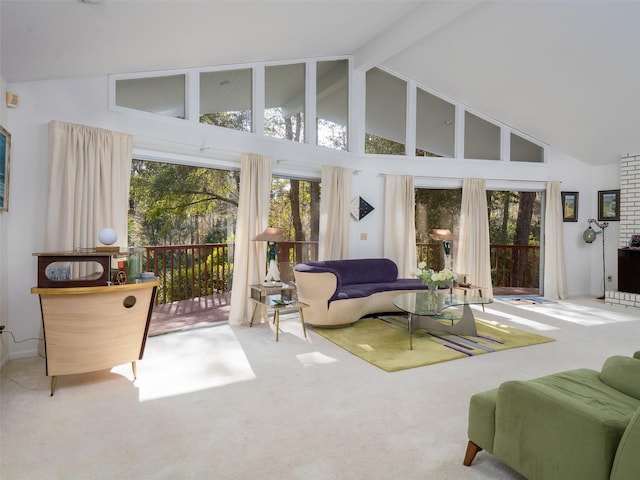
353, 0, 485, 72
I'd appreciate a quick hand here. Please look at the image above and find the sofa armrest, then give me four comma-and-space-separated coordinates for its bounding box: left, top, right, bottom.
600, 355, 640, 400
293, 270, 339, 326
294, 264, 341, 301
468, 388, 498, 454
611, 407, 640, 480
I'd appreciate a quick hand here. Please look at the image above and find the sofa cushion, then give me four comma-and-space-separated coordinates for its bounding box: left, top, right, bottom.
301, 258, 398, 285
600, 355, 640, 400
334, 279, 426, 300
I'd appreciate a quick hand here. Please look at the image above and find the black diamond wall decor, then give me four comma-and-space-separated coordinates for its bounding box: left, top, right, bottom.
351, 196, 374, 221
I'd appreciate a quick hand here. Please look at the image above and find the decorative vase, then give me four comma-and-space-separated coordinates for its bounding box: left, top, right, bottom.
444, 254, 451, 270
425, 285, 438, 309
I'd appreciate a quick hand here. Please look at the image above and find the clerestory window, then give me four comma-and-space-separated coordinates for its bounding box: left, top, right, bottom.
115, 74, 186, 119
316, 59, 349, 151
265, 63, 305, 143
416, 88, 455, 158
365, 67, 406, 155
200, 68, 252, 132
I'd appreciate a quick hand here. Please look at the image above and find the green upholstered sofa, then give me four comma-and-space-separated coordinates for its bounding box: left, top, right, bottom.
464, 352, 640, 480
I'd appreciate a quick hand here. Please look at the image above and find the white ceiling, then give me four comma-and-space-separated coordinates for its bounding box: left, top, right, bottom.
2, 0, 639, 166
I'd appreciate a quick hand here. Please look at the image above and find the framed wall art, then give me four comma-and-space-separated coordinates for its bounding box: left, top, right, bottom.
598, 189, 620, 221
0, 125, 10, 213
561, 191, 579, 222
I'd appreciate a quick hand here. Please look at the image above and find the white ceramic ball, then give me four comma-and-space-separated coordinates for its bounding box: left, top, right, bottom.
98, 228, 118, 245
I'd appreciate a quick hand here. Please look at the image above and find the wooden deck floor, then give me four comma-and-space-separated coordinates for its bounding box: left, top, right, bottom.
148, 292, 231, 336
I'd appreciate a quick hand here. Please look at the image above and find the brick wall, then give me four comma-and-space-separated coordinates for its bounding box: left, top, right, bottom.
619, 154, 640, 247
606, 154, 639, 308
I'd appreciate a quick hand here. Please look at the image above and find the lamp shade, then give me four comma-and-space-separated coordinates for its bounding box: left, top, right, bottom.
429, 228, 457, 241
253, 227, 287, 242
583, 227, 597, 243
98, 227, 118, 245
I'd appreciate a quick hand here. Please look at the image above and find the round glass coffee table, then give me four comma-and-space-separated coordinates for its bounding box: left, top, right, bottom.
392, 291, 493, 349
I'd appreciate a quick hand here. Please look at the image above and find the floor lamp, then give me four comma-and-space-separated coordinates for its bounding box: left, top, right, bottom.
583, 218, 609, 299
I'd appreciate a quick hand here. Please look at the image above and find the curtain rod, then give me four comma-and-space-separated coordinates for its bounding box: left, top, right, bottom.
135, 137, 346, 171
378, 173, 560, 184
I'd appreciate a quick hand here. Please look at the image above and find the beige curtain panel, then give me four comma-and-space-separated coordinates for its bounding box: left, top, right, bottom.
544, 181, 568, 299
383, 175, 417, 278
228, 153, 273, 325
318, 165, 352, 261
45, 120, 133, 252
457, 178, 494, 299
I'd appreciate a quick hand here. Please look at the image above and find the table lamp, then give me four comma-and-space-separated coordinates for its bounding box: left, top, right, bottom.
253, 227, 287, 285
429, 228, 457, 270
96, 227, 120, 253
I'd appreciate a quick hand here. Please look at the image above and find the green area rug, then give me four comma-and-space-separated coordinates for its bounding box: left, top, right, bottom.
311, 315, 555, 372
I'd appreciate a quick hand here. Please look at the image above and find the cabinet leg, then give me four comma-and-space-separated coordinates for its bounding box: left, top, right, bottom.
50, 376, 58, 397
131, 361, 137, 380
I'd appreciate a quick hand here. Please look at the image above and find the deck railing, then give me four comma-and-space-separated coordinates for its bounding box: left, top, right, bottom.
145, 244, 231, 305
417, 243, 540, 289
144, 241, 539, 305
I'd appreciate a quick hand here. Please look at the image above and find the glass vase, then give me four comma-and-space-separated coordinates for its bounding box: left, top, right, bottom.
425, 285, 438, 310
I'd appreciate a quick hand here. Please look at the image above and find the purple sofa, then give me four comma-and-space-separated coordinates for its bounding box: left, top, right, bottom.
293, 258, 426, 327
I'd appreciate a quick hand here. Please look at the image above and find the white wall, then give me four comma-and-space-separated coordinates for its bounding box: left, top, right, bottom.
3, 74, 618, 359
0, 5, 9, 367
0, 75, 8, 368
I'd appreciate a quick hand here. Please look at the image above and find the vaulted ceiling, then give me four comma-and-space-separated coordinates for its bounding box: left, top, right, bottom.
1, 0, 639, 166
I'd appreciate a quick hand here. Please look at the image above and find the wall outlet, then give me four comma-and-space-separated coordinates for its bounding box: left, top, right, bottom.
607, 275, 613, 282
360, 233, 367, 240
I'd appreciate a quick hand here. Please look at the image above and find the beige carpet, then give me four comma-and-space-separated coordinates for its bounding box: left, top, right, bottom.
2, 297, 639, 480
312, 315, 555, 372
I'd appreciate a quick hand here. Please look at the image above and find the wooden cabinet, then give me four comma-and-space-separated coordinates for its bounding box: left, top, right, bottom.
31, 281, 158, 395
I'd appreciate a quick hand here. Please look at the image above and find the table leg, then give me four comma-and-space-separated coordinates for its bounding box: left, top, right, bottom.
299, 308, 307, 339
274, 309, 280, 341
408, 313, 413, 350
249, 302, 258, 327
452, 303, 478, 336
411, 304, 479, 337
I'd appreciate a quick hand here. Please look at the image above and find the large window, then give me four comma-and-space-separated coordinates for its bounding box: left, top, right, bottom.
415, 187, 541, 290
365, 67, 406, 154
115, 74, 186, 119
129, 160, 239, 246
200, 69, 252, 132
416, 88, 455, 158
265, 63, 305, 142
317, 59, 348, 151
270, 177, 319, 245
270, 177, 320, 281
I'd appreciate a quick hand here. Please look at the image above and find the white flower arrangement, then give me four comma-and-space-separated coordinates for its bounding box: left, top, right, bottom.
412, 262, 457, 290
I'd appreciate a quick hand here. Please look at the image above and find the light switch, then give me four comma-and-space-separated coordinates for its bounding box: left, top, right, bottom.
360, 233, 367, 240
